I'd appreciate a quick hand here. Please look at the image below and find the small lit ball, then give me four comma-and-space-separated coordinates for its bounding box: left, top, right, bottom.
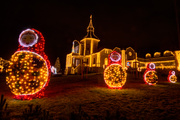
6, 51, 48, 96
168, 71, 177, 83
144, 70, 158, 85
104, 63, 127, 88
168, 75, 177, 83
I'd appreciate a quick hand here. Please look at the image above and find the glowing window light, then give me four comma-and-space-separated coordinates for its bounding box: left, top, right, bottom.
127, 62, 130, 67
18, 29, 38, 47
143, 63, 158, 85
168, 70, 177, 83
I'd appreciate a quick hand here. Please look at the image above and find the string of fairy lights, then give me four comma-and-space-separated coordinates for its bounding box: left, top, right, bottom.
143, 63, 158, 85
4, 28, 178, 100
6, 51, 48, 96
6, 28, 51, 100
168, 70, 177, 83
104, 51, 127, 88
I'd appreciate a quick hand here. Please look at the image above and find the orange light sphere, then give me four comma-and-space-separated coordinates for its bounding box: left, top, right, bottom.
104, 63, 127, 88
144, 70, 158, 85
168, 71, 177, 83
6, 51, 48, 96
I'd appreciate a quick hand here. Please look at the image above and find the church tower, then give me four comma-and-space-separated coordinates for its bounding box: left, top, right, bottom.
80, 15, 100, 56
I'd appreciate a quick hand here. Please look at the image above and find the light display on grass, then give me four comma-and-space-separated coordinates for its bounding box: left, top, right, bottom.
51, 66, 57, 74
143, 63, 158, 85
104, 51, 127, 88
6, 28, 51, 100
168, 70, 177, 83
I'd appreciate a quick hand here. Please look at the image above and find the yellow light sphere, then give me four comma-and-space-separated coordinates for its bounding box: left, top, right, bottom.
6, 51, 48, 96
169, 75, 177, 83
104, 63, 127, 88
144, 70, 158, 85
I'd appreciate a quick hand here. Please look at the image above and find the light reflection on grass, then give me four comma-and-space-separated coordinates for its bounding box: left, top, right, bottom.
1, 74, 180, 119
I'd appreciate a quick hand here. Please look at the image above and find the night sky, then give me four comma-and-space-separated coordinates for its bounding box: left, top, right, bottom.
1, 0, 180, 69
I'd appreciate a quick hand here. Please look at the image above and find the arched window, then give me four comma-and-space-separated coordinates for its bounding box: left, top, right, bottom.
104, 58, 108, 65
72, 40, 80, 53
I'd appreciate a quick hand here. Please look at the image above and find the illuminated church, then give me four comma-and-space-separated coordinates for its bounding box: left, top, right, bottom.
65, 15, 180, 74
65, 15, 113, 74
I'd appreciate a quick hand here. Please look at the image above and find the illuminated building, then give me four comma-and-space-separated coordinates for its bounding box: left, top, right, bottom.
126, 50, 180, 71
65, 15, 180, 74
65, 15, 112, 74
137, 50, 177, 70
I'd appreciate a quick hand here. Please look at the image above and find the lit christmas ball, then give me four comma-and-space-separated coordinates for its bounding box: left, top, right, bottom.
168, 71, 177, 83
144, 70, 158, 85
6, 51, 48, 97
169, 75, 177, 83
104, 63, 127, 88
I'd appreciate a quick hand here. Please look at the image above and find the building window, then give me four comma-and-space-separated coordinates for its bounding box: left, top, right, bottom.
104, 58, 108, 65
93, 58, 96, 64
86, 44, 90, 55
75, 59, 80, 66
72, 57, 75, 66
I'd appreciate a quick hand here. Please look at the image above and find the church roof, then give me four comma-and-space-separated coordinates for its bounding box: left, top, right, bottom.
84, 15, 99, 39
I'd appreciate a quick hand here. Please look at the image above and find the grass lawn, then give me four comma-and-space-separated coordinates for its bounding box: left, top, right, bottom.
0, 73, 180, 119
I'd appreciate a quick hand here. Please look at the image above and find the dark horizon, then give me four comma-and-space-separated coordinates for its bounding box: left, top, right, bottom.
1, 0, 180, 69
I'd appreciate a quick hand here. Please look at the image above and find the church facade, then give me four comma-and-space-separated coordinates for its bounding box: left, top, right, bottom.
65, 16, 180, 75
65, 16, 112, 74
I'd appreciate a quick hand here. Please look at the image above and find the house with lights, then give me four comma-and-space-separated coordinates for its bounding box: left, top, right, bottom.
125, 50, 180, 72
65, 15, 140, 74
65, 15, 180, 74
137, 51, 180, 71
65, 15, 113, 74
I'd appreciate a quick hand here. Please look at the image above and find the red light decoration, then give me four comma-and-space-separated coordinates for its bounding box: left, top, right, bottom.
143, 63, 158, 85
108, 51, 121, 65
6, 28, 51, 100
104, 51, 127, 89
168, 70, 177, 83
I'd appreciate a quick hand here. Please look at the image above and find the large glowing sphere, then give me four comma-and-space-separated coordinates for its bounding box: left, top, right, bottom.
6, 51, 48, 96
144, 70, 158, 85
104, 63, 127, 88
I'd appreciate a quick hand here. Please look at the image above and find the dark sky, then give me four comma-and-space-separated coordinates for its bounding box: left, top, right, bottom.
1, 0, 180, 69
